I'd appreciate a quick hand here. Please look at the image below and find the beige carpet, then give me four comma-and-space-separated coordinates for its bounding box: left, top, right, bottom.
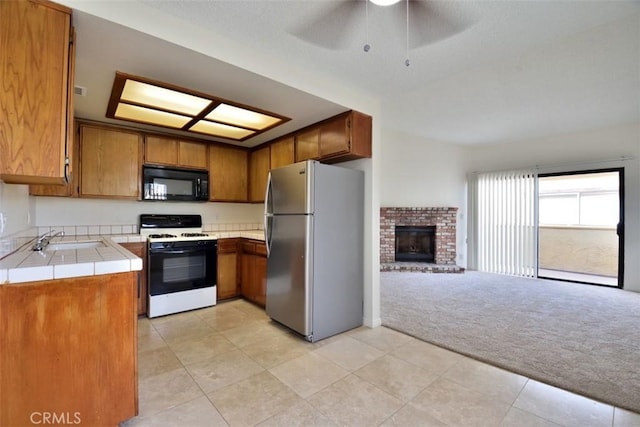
381, 271, 640, 413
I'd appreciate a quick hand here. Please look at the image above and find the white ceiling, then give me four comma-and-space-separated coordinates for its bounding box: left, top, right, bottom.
69, 0, 640, 147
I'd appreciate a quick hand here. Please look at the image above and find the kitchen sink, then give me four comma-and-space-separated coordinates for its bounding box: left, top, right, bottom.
45, 240, 106, 251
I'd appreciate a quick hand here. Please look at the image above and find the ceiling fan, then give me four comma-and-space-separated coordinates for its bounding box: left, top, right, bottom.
290, 0, 474, 66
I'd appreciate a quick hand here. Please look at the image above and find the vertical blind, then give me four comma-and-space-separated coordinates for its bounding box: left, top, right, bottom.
471, 169, 538, 277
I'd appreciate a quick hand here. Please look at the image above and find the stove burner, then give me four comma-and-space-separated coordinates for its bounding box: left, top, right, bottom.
149, 233, 177, 239
181, 232, 209, 237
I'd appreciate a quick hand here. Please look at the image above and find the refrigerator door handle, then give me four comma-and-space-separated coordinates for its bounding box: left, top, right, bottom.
264, 172, 273, 257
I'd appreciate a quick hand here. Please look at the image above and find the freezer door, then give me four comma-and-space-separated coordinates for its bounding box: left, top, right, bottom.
265, 214, 313, 339
268, 161, 314, 214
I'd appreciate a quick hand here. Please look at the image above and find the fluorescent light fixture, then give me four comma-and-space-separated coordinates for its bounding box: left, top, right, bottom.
190, 120, 255, 139
206, 103, 281, 130
370, 0, 401, 5
121, 80, 211, 115
106, 72, 289, 141
114, 104, 192, 128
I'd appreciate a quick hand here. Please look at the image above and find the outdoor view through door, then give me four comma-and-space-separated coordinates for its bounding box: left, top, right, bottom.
538, 169, 623, 287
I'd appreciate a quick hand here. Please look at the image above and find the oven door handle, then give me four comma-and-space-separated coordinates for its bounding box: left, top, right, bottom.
149, 249, 202, 255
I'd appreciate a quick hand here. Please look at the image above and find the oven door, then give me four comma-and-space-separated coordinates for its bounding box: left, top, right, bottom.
148, 243, 217, 296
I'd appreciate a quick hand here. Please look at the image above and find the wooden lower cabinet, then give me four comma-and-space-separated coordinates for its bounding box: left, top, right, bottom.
217, 238, 240, 300
0, 272, 138, 426
240, 240, 267, 307
120, 242, 148, 316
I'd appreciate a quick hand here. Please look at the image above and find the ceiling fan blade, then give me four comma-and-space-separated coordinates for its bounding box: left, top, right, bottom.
289, 1, 364, 50
403, 0, 475, 48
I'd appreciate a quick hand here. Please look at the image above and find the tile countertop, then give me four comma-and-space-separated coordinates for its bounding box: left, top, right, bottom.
218, 230, 265, 240
0, 235, 145, 285
0, 230, 264, 285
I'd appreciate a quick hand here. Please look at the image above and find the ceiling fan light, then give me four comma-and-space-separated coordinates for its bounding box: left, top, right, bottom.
369, 0, 401, 6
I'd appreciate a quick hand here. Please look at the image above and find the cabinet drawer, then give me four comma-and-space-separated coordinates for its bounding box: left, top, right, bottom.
218, 239, 239, 253
241, 242, 256, 253
255, 243, 267, 256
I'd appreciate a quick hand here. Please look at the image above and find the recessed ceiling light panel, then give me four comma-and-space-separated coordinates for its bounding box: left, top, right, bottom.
115, 103, 192, 128
206, 103, 282, 130
121, 80, 211, 116
106, 72, 290, 142
190, 120, 256, 139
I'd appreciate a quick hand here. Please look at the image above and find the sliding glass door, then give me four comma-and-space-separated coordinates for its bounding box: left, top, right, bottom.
537, 169, 624, 287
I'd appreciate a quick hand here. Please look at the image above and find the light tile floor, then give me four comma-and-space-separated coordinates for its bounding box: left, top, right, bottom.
121, 299, 640, 427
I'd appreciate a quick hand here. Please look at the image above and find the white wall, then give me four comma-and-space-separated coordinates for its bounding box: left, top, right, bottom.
33, 197, 263, 229
379, 129, 468, 266
0, 182, 33, 237
465, 123, 640, 292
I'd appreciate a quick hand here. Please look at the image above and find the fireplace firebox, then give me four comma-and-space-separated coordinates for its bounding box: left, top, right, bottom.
395, 226, 435, 262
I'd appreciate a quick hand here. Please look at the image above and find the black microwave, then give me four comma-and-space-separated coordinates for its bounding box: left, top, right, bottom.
143, 166, 209, 202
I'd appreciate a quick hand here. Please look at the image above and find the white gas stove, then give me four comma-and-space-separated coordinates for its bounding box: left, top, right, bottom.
142, 230, 218, 243
139, 214, 218, 242
139, 214, 218, 318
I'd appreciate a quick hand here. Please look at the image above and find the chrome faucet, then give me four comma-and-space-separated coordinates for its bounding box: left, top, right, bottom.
32, 230, 65, 251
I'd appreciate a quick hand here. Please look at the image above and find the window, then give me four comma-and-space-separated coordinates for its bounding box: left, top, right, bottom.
539, 172, 619, 227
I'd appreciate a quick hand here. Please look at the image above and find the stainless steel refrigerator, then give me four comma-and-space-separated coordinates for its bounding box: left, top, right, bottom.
264, 160, 364, 342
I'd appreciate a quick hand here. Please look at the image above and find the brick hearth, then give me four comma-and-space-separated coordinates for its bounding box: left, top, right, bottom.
380, 207, 464, 273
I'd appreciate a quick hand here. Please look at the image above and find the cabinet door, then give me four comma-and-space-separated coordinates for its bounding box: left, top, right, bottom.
320, 111, 372, 163
179, 141, 208, 169
217, 239, 239, 300
209, 145, 248, 201
319, 114, 350, 158
120, 242, 148, 316
295, 127, 320, 162
145, 135, 178, 166
0, 0, 73, 185
254, 247, 267, 307
240, 241, 267, 307
270, 137, 295, 170
30, 118, 79, 197
249, 146, 270, 202
79, 124, 142, 199
240, 251, 255, 302
145, 136, 208, 169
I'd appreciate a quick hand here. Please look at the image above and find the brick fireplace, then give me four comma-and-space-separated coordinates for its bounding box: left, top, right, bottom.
380, 207, 463, 273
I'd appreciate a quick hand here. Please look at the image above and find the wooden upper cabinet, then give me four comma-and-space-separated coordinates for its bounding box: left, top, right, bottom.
30, 119, 79, 197
145, 136, 177, 165
0, 0, 74, 185
293, 111, 372, 164
270, 136, 295, 170
319, 111, 372, 162
79, 123, 142, 199
145, 135, 208, 169
295, 126, 320, 162
209, 145, 248, 202
179, 141, 208, 169
249, 146, 270, 203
